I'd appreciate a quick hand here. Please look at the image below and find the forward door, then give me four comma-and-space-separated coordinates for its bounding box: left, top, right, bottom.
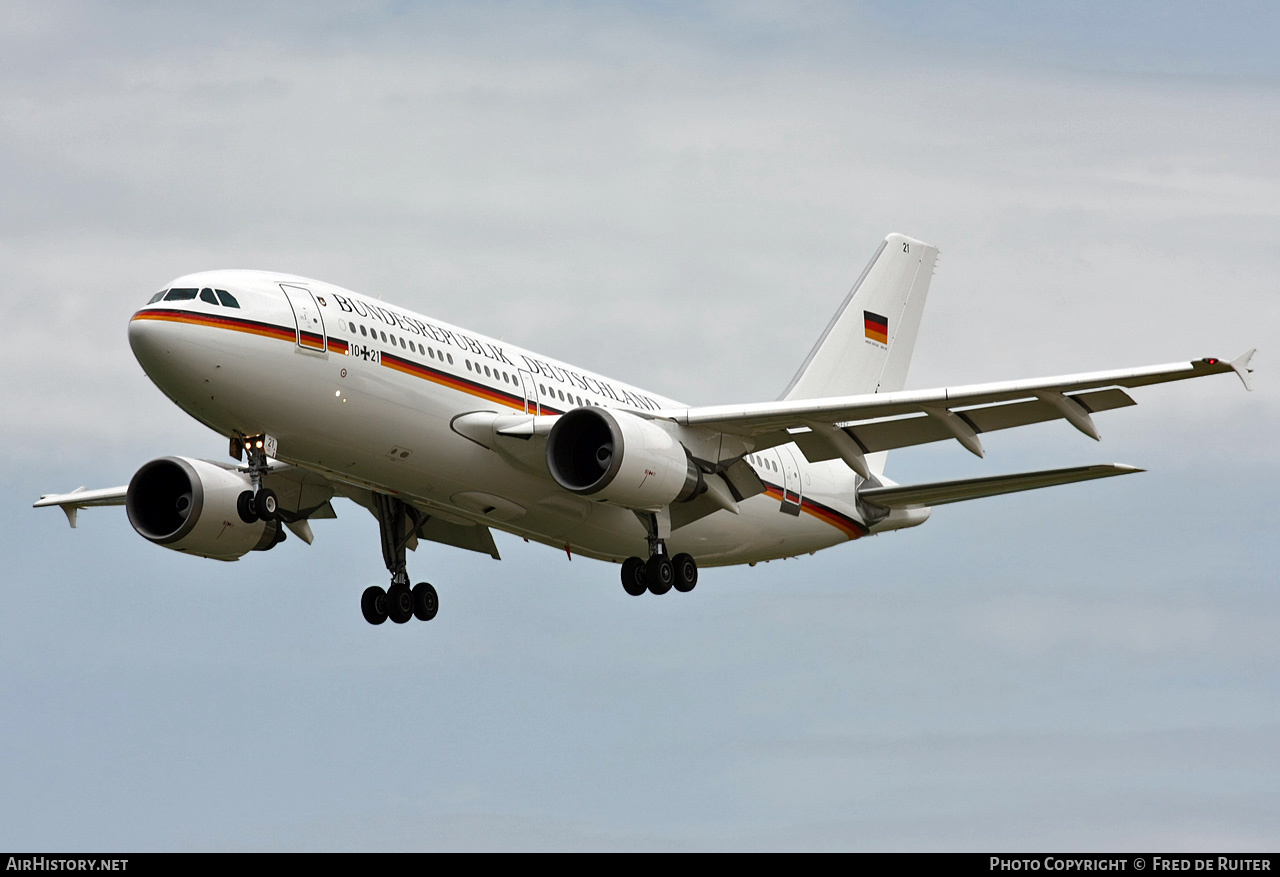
279, 284, 328, 352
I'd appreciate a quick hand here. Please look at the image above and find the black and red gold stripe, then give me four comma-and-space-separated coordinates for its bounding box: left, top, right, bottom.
863, 310, 888, 345
132, 308, 297, 344
763, 484, 867, 540
380, 351, 567, 414
132, 308, 566, 414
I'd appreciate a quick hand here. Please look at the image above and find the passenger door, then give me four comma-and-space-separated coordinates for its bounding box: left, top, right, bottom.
279, 284, 327, 352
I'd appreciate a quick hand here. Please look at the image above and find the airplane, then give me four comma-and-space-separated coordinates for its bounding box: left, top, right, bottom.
35, 233, 1254, 626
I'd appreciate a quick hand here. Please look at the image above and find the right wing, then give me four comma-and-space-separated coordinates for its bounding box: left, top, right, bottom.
654, 350, 1254, 475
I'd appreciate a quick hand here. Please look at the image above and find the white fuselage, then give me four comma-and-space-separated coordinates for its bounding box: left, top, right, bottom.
128, 270, 873, 567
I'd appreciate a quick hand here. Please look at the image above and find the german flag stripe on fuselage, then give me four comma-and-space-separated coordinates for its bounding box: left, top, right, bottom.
763, 484, 867, 540
131, 308, 564, 416
133, 308, 297, 344
380, 351, 564, 415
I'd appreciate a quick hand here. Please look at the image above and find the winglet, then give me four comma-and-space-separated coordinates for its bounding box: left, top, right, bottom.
1229, 348, 1256, 391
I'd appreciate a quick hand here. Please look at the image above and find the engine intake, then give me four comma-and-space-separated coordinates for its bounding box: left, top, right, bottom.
546, 408, 703, 510
126, 456, 280, 560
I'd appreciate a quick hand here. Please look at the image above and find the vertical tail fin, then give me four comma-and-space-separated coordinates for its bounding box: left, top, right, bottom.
781, 233, 938, 401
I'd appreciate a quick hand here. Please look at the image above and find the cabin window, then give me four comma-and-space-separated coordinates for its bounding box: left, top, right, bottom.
466, 361, 472, 371
380, 331, 387, 343
484, 365, 491, 377
200, 288, 218, 305
360, 325, 367, 337
399, 337, 406, 349
428, 348, 435, 359
446, 353, 453, 365
164, 288, 198, 301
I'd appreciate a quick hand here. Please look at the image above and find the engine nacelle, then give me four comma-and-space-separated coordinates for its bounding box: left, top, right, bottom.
126, 456, 281, 560
546, 408, 703, 510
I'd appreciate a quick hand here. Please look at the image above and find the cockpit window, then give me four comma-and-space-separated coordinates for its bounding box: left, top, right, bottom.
200, 288, 218, 304
164, 288, 198, 301
148, 291, 166, 304
215, 289, 240, 308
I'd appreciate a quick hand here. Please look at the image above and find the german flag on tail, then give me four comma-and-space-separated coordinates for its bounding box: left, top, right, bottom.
864, 311, 888, 345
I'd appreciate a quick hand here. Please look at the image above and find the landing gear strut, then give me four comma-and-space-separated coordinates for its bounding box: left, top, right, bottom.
360, 493, 438, 626
234, 433, 279, 524
619, 511, 698, 596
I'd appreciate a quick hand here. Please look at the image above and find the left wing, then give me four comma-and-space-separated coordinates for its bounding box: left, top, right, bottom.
655, 351, 1254, 476
35, 461, 501, 558
34, 486, 128, 528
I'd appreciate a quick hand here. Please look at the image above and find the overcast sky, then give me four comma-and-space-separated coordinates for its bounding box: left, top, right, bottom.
2, 1, 1277, 851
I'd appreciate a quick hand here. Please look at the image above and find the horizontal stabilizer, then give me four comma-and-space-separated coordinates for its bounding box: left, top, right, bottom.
859, 464, 1142, 509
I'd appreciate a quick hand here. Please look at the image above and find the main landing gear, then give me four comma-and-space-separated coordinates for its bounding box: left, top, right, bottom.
360, 493, 438, 626
620, 512, 698, 597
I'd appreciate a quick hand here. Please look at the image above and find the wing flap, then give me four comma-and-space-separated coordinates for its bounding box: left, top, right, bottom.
416, 515, 501, 560
859, 463, 1142, 509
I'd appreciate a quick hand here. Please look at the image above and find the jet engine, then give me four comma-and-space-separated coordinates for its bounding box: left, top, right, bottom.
126, 456, 282, 560
545, 408, 703, 510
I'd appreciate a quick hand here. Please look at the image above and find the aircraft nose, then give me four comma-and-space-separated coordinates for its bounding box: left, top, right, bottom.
128, 309, 219, 409
128, 312, 168, 374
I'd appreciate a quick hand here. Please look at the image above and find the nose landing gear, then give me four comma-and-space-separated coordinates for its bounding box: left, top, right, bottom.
233, 433, 280, 524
